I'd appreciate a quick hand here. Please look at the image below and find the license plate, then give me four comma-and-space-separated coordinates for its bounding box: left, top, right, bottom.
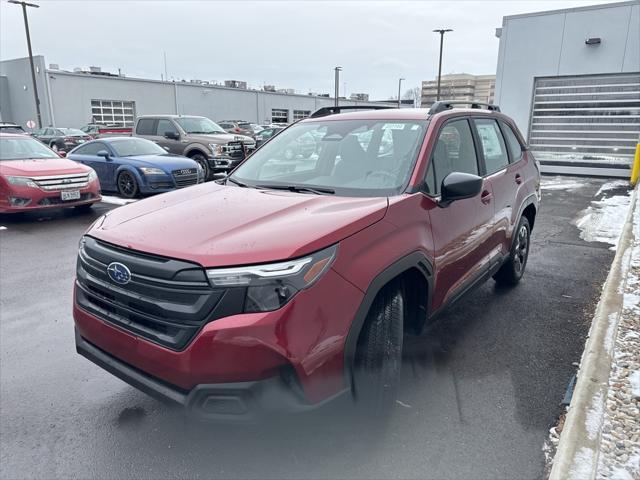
61, 190, 81, 201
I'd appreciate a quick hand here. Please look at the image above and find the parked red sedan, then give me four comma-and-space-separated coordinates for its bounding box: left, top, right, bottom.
0, 132, 101, 213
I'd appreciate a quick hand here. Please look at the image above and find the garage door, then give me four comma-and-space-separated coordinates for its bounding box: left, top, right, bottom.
529, 73, 640, 177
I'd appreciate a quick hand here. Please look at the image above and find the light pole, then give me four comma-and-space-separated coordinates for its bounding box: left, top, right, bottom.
433, 28, 453, 102
397, 78, 405, 108
334, 66, 342, 107
9, 0, 42, 128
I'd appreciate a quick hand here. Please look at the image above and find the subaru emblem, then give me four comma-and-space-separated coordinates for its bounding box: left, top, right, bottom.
107, 262, 131, 285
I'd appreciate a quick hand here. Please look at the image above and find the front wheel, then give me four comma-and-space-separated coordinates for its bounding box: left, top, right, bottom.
352, 283, 404, 416
494, 216, 531, 286
117, 171, 139, 199
190, 153, 210, 181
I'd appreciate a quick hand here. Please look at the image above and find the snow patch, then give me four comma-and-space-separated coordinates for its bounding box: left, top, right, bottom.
584, 391, 604, 441
100, 196, 138, 206
540, 176, 588, 191
630, 371, 640, 398
610, 467, 635, 480
570, 447, 595, 479
595, 180, 629, 197
603, 312, 619, 355
574, 195, 632, 250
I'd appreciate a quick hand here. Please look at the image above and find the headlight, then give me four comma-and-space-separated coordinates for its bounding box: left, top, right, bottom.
209, 143, 224, 156
206, 244, 337, 312
87, 169, 98, 182
138, 167, 165, 175
7, 176, 37, 188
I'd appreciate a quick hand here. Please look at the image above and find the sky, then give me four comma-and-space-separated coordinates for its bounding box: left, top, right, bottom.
0, 0, 622, 99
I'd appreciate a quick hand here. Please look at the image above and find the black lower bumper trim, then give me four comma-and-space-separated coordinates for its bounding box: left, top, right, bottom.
75, 329, 347, 422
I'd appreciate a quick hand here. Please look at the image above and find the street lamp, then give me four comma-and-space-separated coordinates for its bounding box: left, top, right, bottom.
8, 0, 42, 128
334, 66, 342, 107
397, 78, 405, 108
433, 28, 453, 102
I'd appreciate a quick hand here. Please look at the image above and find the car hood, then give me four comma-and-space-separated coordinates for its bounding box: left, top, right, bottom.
121, 155, 198, 171
0, 158, 91, 176
89, 183, 388, 267
186, 133, 254, 144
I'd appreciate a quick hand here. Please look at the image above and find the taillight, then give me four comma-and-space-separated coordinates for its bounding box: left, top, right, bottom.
234, 127, 241, 133
63, 137, 73, 142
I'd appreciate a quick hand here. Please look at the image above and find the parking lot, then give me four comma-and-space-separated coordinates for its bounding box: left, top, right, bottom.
0, 176, 629, 480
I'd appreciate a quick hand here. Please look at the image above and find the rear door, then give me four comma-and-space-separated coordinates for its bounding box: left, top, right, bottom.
424, 117, 497, 311
472, 117, 516, 257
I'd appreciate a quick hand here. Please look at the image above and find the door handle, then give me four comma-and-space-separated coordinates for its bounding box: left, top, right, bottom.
481, 190, 493, 205
515, 173, 523, 185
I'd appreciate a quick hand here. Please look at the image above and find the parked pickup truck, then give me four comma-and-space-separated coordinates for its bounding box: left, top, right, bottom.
133, 115, 255, 180
81, 124, 133, 139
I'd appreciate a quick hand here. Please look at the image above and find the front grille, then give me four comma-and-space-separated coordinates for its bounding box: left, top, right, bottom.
172, 168, 198, 188
222, 141, 245, 160
31, 173, 90, 191
75, 237, 245, 350
38, 193, 95, 205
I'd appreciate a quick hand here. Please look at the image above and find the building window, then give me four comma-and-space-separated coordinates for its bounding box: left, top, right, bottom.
91, 99, 136, 127
293, 110, 311, 121
271, 109, 289, 124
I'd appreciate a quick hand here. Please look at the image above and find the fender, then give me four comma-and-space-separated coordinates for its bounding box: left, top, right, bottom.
513, 192, 538, 237
184, 145, 210, 159
342, 251, 434, 390
115, 165, 144, 188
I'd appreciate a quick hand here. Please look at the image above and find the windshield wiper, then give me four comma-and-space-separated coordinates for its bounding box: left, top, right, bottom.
255, 184, 335, 195
226, 177, 248, 187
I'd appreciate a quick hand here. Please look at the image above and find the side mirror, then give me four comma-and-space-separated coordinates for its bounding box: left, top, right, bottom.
439, 172, 483, 207
97, 150, 111, 160
164, 131, 180, 140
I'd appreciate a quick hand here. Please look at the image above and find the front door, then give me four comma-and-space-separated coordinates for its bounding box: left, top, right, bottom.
423, 118, 497, 311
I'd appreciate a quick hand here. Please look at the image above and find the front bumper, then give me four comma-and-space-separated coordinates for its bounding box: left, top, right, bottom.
75, 329, 344, 422
0, 183, 101, 213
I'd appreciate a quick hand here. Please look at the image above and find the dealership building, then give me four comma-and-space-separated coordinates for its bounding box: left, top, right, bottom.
495, 0, 639, 177
0, 56, 390, 129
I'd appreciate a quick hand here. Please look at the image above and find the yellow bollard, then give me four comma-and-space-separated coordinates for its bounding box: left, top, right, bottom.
631, 143, 640, 186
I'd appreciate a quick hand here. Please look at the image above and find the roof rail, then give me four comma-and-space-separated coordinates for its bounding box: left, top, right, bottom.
428, 101, 500, 115
309, 105, 394, 118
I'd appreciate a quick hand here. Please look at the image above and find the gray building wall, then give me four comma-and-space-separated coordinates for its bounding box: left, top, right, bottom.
0, 56, 53, 127
0, 57, 390, 128
494, 1, 640, 137
0, 76, 12, 122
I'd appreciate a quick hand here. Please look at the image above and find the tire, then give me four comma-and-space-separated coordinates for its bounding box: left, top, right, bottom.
50, 142, 59, 152
352, 283, 404, 416
494, 216, 531, 286
190, 153, 210, 181
117, 171, 139, 199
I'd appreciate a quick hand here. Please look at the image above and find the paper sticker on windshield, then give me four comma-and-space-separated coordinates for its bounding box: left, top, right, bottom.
383, 123, 406, 130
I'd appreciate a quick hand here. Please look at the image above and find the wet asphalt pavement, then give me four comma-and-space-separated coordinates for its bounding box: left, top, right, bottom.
0, 178, 627, 479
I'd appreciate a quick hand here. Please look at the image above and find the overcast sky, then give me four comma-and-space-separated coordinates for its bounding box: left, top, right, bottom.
0, 0, 621, 99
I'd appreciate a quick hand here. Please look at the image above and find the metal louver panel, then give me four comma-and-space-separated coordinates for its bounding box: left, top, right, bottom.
529, 73, 640, 177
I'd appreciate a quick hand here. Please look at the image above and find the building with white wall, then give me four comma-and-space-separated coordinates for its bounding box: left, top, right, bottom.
421, 73, 495, 107
0, 56, 391, 129
494, 1, 640, 177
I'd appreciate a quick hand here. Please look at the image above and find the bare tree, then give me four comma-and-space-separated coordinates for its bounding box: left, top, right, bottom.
402, 87, 422, 107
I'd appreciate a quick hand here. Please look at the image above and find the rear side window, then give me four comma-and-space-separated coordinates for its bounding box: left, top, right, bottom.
136, 118, 156, 135
500, 121, 523, 162
73, 142, 106, 155
474, 118, 509, 174
425, 119, 478, 195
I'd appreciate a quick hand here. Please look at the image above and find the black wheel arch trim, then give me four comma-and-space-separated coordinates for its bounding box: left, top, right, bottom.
342, 251, 434, 392
514, 193, 538, 236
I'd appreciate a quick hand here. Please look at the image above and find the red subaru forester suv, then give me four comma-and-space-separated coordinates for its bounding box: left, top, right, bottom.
74, 103, 540, 421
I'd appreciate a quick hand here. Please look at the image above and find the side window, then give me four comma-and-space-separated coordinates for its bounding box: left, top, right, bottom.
499, 121, 523, 162
75, 142, 106, 155
474, 118, 509, 174
156, 119, 178, 137
425, 119, 478, 195
136, 118, 156, 135
45, 128, 55, 136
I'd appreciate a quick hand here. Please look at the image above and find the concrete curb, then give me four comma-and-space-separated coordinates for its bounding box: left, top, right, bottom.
549, 185, 639, 480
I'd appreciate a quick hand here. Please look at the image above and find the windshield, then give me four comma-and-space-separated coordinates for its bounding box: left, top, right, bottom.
175, 117, 226, 134
110, 138, 168, 157
58, 128, 86, 136
230, 119, 428, 197
0, 136, 57, 160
